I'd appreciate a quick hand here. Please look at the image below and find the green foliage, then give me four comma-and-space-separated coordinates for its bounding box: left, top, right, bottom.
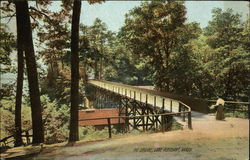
40, 64, 71, 104
0, 99, 32, 139
201, 8, 250, 101
0, 84, 15, 100
117, 4, 249, 104
170, 119, 183, 131
0, 100, 15, 138
120, 1, 189, 91
79, 126, 110, 140
224, 111, 248, 119
204, 8, 243, 50
103, 39, 153, 85
41, 95, 70, 144
0, 95, 70, 144
0, 24, 15, 73
167, 22, 202, 96
79, 18, 115, 79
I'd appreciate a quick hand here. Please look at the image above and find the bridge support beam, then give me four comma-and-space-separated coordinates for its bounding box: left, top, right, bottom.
86, 84, 174, 133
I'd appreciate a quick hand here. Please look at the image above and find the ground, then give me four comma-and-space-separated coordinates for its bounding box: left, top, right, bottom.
1, 112, 249, 160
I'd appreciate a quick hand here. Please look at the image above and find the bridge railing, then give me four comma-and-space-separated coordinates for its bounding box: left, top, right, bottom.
88, 80, 191, 112
79, 111, 192, 139
0, 128, 32, 147
88, 80, 192, 127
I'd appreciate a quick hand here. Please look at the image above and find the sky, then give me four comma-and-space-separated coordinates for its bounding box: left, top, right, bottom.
2, 1, 249, 34
73, 1, 248, 31
78, 1, 227, 31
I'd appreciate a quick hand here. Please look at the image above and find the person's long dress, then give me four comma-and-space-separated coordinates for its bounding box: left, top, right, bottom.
216, 104, 225, 120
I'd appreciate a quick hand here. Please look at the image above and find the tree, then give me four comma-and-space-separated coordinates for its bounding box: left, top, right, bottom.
79, 19, 115, 79
69, 0, 105, 142
35, 3, 72, 104
15, 0, 44, 144
69, 0, 82, 142
120, 1, 186, 91
203, 8, 250, 101
167, 22, 202, 96
14, 7, 25, 146
103, 36, 154, 85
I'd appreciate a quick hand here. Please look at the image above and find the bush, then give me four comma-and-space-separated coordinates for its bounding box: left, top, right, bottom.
170, 119, 183, 131
0, 95, 70, 145
41, 95, 70, 144
0, 99, 32, 140
79, 126, 110, 140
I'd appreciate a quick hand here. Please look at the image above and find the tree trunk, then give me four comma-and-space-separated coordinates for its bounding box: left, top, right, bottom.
15, 0, 44, 144
99, 58, 103, 79
14, 10, 24, 146
69, 0, 81, 142
94, 60, 99, 79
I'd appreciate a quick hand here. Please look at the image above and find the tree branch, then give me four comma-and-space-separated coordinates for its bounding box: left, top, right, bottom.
30, 14, 40, 25
1, 13, 16, 24
28, 6, 52, 24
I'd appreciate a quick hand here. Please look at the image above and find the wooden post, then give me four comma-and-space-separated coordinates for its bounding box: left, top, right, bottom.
142, 108, 145, 131
145, 94, 148, 131
248, 103, 250, 118
133, 104, 136, 129
155, 115, 158, 130
145, 94, 148, 130
182, 106, 186, 122
125, 99, 129, 131
170, 100, 172, 112
188, 112, 192, 129
25, 131, 30, 144
107, 118, 112, 138
154, 96, 156, 107
161, 99, 165, 132
133, 91, 136, 129
162, 99, 165, 110
152, 113, 155, 131
161, 115, 165, 133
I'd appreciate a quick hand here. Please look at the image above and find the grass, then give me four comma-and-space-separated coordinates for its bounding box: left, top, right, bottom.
78, 126, 153, 141
224, 111, 249, 119
171, 119, 183, 130
78, 120, 183, 142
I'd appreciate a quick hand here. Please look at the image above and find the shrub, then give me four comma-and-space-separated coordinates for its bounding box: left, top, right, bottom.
79, 126, 110, 140
41, 95, 70, 144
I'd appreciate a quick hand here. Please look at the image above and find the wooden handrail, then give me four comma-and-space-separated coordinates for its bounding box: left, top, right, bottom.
79, 111, 192, 139
79, 111, 191, 121
88, 79, 192, 112
205, 100, 250, 105
0, 128, 32, 146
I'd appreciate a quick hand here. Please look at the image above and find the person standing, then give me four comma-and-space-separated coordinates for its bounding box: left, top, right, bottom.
215, 98, 225, 120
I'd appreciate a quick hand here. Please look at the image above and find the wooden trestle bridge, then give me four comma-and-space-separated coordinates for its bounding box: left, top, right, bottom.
83, 80, 193, 137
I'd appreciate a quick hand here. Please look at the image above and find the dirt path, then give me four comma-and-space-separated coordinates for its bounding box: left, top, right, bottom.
1, 112, 249, 160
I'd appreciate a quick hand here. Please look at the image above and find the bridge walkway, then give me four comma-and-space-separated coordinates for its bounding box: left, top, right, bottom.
88, 80, 193, 129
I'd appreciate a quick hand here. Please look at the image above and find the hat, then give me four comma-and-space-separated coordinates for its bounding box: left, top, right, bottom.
216, 98, 225, 106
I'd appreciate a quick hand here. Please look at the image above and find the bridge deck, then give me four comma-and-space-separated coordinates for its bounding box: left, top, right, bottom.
88, 80, 191, 113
